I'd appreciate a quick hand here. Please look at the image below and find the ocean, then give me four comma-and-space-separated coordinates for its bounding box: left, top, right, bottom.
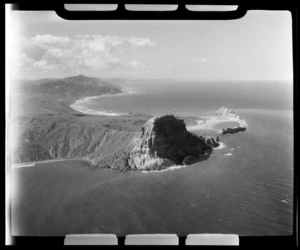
11, 80, 293, 236
72, 80, 293, 117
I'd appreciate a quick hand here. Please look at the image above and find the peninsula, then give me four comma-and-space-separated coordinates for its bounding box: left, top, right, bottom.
12, 75, 246, 172
186, 107, 248, 135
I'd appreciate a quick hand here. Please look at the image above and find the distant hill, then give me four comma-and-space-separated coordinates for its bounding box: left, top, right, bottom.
17, 75, 123, 104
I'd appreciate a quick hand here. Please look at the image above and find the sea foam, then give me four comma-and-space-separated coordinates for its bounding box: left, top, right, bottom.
215, 142, 226, 150
141, 164, 186, 173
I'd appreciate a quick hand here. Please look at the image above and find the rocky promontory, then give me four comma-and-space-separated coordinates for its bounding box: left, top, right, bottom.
103, 115, 220, 171
13, 75, 222, 172
216, 107, 247, 135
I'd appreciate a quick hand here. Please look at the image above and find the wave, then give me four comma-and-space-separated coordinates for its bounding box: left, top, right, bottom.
214, 142, 226, 150
141, 164, 186, 173
12, 163, 35, 169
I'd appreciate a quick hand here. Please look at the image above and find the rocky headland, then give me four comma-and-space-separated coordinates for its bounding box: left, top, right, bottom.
102, 115, 220, 171
13, 76, 250, 172
216, 107, 248, 134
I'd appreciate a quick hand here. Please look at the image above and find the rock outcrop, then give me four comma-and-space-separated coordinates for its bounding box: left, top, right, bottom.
124, 115, 220, 171
216, 107, 247, 135
221, 126, 246, 134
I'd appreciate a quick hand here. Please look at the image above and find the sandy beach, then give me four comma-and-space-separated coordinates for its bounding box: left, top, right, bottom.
70, 87, 136, 116
186, 114, 247, 132
11, 159, 78, 169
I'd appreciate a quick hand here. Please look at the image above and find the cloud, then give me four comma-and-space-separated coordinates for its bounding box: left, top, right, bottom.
129, 60, 146, 69
193, 58, 208, 63
218, 61, 227, 65
127, 36, 157, 47
28, 34, 70, 48
45, 48, 64, 58
19, 34, 156, 73
20, 53, 35, 66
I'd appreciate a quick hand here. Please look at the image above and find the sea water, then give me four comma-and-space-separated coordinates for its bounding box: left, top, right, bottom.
75, 80, 292, 116
11, 81, 293, 236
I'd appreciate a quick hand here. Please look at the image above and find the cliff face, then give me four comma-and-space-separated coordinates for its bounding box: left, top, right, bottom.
15, 114, 220, 172
124, 115, 219, 171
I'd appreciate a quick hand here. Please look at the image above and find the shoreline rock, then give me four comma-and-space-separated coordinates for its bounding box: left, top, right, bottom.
216, 107, 247, 135
221, 126, 246, 134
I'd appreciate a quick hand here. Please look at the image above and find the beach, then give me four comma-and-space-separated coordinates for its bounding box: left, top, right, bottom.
70, 89, 248, 133
186, 115, 247, 132
70, 87, 137, 117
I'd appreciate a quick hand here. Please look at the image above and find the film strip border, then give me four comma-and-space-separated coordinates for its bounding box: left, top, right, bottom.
5, 2, 299, 247
10, 234, 296, 246
12, 2, 296, 20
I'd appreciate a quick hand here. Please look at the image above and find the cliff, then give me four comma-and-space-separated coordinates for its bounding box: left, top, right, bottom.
14, 114, 219, 172
101, 115, 220, 171
13, 76, 221, 172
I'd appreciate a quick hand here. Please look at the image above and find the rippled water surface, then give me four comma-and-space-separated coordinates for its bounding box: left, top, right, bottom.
11, 109, 293, 236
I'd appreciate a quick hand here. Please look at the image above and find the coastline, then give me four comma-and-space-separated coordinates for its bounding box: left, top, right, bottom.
12, 159, 72, 169
70, 87, 135, 116
71, 89, 248, 131
11, 158, 94, 170
186, 114, 248, 132
69, 85, 249, 134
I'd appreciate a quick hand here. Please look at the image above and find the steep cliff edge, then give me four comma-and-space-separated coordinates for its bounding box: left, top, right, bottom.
15, 114, 219, 172
103, 115, 220, 171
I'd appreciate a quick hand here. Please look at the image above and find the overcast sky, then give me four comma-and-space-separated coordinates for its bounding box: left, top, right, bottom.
10, 10, 292, 81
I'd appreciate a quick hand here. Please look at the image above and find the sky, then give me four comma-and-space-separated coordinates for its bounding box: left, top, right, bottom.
9, 10, 293, 81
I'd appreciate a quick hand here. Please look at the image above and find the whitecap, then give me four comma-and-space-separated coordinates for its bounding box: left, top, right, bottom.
12, 163, 35, 169
141, 164, 186, 173
215, 142, 226, 150
224, 153, 232, 156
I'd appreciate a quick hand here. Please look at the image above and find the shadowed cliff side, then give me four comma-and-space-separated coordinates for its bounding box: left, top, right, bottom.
102, 115, 220, 171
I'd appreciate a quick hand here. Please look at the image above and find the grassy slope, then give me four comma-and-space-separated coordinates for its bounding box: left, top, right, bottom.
12, 75, 152, 165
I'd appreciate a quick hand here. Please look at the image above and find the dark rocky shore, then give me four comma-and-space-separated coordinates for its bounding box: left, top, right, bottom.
101, 115, 220, 171
222, 126, 247, 134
